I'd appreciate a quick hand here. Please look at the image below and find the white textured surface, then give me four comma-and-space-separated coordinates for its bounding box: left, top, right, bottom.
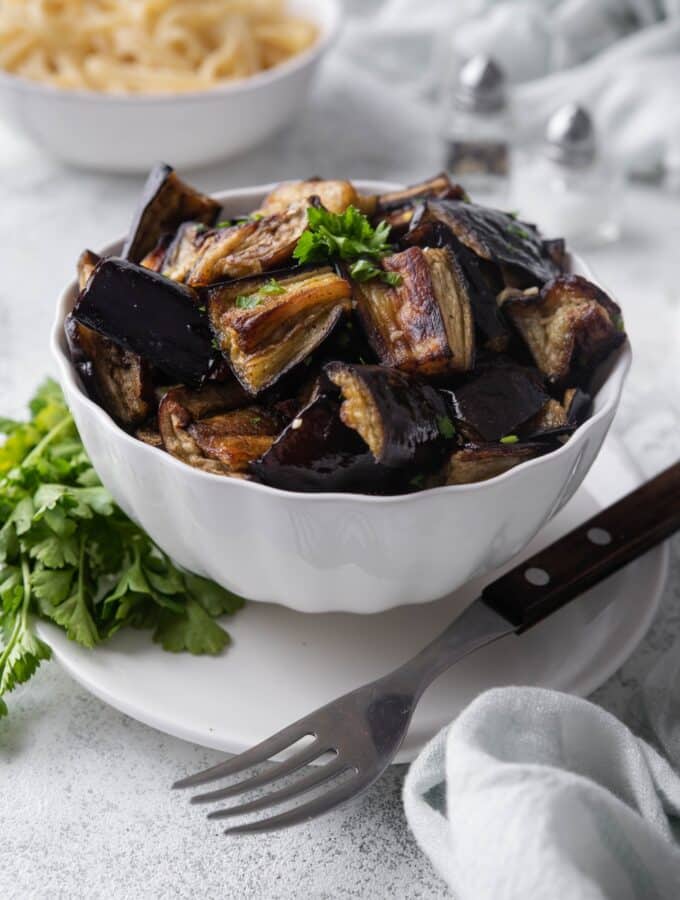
1, 36, 680, 900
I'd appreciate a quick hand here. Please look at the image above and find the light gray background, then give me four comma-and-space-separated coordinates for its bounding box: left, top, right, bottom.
1, 28, 680, 899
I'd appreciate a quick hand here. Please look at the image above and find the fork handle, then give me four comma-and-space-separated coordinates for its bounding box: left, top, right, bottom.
482, 461, 680, 632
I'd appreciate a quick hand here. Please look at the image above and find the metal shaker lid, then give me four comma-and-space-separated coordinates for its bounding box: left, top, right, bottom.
454, 55, 506, 113
545, 104, 596, 166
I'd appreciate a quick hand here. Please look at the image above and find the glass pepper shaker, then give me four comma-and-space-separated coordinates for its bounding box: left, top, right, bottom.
441, 54, 512, 204
511, 104, 623, 248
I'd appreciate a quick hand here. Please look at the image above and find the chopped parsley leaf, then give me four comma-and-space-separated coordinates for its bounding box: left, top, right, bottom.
437, 416, 456, 439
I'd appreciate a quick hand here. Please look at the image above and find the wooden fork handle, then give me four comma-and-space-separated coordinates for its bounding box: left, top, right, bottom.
482, 461, 680, 633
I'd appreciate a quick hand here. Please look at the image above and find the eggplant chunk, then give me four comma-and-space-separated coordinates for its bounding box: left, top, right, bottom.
77, 249, 101, 290
354, 246, 474, 376
159, 221, 212, 282
373, 174, 466, 237
72, 258, 217, 387
250, 392, 393, 493
564, 387, 592, 426
122, 162, 220, 264
65, 314, 154, 428
498, 275, 625, 384
139, 233, 173, 272
158, 384, 281, 475
186, 202, 310, 286
406, 222, 509, 350
443, 443, 546, 485
205, 267, 352, 395
375, 174, 464, 215
447, 365, 549, 443
413, 199, 559, 284
257, 179, 362, 216
324, 362, 455, 469
135, 420, 164, 449
69, 248, 155, 427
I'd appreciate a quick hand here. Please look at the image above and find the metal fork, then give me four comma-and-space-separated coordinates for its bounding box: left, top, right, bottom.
174, 461, 680, 834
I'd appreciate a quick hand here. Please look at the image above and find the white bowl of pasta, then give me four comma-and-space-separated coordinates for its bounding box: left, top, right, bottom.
0, 0, 340, 172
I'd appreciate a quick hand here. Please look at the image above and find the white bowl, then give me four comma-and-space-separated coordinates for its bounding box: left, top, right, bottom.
0, 0, 340, 173
52, 180, 631, 614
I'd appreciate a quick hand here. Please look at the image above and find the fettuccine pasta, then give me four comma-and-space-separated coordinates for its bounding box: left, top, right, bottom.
0, 0, 317, 94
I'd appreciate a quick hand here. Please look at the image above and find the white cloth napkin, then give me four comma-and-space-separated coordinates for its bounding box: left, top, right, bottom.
338, 0, 680, 176
403, 687, 680, 899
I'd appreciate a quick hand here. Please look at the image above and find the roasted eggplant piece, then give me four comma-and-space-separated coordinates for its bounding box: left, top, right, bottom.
66, 249, 155, 428
122, 162, 221, 264
446, 364, 549, 443
563, 387, 592, 426
205, 266, 352, 395
498, 275, 625, 384
135, 420, 164, 449
77, 249, 100, 289
158, 221, 212, 282
324, 362, 455, 469
353, 246, 474, 376
412, 199, 559, 284
65, 314, 154, 428
405, 222, 509, 350
442, 443, 546, 485
186, 202, 310, 286
72, 258, 217, 387
158, 384, 279, 475
372, 175, 466, 237
138, 233, 173, 273
256, 179, 364, 216
251, 392, 393, 493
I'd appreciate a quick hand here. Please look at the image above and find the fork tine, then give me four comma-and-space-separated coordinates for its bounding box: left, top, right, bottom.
207, 759, 349, 820
172, 721, 316, 789
223, 774, 365, 835
191, 743, 329, 804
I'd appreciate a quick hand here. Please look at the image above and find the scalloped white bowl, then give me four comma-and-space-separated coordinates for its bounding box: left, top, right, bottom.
0, 0, 340, 172
51, 180, 631, 613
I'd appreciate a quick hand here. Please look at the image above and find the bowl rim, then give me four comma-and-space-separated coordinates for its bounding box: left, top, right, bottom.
51, 178, 632, 506
0, 0, 341, 105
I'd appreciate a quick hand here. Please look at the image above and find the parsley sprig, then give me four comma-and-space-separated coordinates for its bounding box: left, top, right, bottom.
293, 205, 402, 286
0, 380, 245, 719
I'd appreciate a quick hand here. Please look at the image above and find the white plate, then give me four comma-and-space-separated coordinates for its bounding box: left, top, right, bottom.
38, 437, 668, 763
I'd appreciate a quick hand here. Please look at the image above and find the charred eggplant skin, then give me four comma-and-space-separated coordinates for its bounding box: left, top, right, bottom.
72, 257, 217, 387
412, 199, 559, 284
324, 362, 455, 469
446, 364, 549, 443
405, 220, 508, 350
122, 162, 221, 264
250, 392, 393, 493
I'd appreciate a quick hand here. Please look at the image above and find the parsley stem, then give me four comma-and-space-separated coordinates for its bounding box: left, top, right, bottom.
20, 555, 31, 631
0, 555, 31, 677
22, 413, 74, 469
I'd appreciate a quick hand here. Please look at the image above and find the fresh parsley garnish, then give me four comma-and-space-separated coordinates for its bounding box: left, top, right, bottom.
437, 416, 456, 439
500, 434, 519, 444
613, 313, 625, 333
349, 258, 402, 286
293, 205, 401, 286
0, 380, 245, 719
235, 278, 286, 309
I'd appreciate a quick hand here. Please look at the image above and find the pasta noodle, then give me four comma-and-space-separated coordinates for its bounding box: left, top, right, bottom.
0, 0, 318, 94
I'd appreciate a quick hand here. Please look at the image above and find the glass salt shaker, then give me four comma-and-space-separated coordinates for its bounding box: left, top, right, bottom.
441, 55, 512, 204
511, 104, 623, 248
